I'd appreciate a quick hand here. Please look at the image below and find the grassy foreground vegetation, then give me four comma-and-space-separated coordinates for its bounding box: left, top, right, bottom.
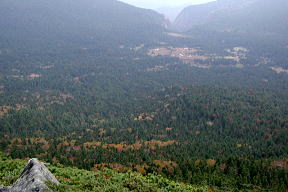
0, 153, 282, 192
2, 153, 281, 192
0, 153, 209, 192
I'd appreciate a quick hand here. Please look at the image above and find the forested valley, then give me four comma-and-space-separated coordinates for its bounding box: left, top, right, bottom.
0, 0, 287, 191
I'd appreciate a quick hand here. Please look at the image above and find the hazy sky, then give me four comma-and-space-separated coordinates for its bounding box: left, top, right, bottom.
119, 0, 215, 9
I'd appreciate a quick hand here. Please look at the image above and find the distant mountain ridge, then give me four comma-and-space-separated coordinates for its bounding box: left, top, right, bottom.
157, 5, 188, 22
0, 0, 167, 53
172, 0, 288, 36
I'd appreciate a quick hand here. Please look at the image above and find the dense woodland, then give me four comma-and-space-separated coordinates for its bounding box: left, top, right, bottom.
1, 42, 287, 190
0, 0, 288, 191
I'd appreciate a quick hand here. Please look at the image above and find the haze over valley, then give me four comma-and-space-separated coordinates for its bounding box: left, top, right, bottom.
0, 0, 287, 191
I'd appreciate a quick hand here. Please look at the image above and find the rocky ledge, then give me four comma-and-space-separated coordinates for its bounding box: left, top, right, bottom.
0, 158, 59, 192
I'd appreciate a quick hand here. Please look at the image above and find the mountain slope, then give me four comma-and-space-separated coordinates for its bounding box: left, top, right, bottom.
172, 1, 219, 32
173, 0, 288, 36
157, 5, 187, 22
0, 0, 167, 53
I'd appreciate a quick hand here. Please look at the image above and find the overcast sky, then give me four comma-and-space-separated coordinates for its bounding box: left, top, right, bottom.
119, 0, 215, 9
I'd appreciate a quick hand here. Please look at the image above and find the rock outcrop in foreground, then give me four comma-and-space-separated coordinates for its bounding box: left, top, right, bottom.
0, 158, 59, 192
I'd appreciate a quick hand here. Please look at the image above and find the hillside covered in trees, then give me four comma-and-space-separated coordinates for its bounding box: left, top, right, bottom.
0, 0, 287, 191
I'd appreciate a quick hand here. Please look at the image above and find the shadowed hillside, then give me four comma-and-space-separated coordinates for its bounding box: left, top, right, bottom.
0, 0, 167, 53
173, 0, 288, 36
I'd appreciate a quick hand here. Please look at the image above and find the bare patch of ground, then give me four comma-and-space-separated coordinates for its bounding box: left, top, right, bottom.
271, 66, 288, 74
272, 159, 288, 170
148, 47, 207, 63
134, 112, 156, 121
133, 44, 145, 51
148, 47, 210, 68
40, 65, 54, 70
9, 75, 24, 80
28, 73, 41, 79
166, 32, 191, 38
148, 46, 249, 70
8, 73, 42, 80
216, 56, 240, 62
0, 106, 12, 117
72, 72, 96, 83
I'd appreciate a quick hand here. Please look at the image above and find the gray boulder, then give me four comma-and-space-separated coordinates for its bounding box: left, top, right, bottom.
0, 186, 11, 192
0, 158, 59, 192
